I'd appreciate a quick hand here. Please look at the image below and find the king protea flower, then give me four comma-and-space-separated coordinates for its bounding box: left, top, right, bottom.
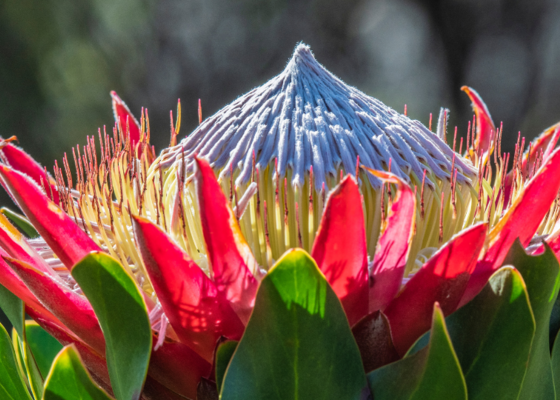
0, 43, 560, 400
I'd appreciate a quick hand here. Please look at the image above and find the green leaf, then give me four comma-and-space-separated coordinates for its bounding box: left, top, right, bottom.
13, 326, 44, 399
215, 340, 237, 394
0, 324, 33, 400
0, 283, 23, 337
444, 266, 535, 400
72, 252, 152, 400
0, 285, 30, 397
25, 320, 63, 379
1, 208, 39, 238
367, 303, 467, 400
220, 249, 367, 400
550, 293, 560, 351
367, 304, 466, 400
11, 328, 28, 386
504, 240, 559, 399
43, 344, 113, 400
552, 330, 560, 396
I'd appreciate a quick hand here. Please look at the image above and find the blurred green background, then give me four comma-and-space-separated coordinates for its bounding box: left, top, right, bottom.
1, 0, 560, 327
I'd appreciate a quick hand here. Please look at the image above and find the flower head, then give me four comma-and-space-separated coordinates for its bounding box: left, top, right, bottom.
1, 43, 560, 399
155, 43, 479, 273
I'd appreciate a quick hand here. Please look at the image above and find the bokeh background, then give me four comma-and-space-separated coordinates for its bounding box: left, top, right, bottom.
1, 0, 560, 326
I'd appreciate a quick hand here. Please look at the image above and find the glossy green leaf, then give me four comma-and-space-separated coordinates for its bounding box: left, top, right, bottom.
1, 208, 39, 238
367, 304, 466, 400
221, 249, 367, 400
72, 252, 152, 400
23, 344, 43, 399
43, 344, 113, 400
552, 330, 560, 397
0, 283, 23, 337
445, 267, 535, 400
504, 240, 560, 399
25, 320, 63, 378
215, 340, 237, 394
13, 326, 43, 399
0, 324, 32, 400
550, 293, 560, 351
11, 328, 26, 384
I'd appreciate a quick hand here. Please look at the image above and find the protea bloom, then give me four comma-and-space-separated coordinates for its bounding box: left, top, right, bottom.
1, 44, 560, 400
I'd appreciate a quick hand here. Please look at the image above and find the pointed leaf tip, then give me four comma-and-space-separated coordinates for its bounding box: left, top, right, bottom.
503, 122, 560, 205
462, 86, 496, 158
25, 307, 113, 392
365, 167, 416, 313
43, 345, 113, 400
0, 142, 60, 205
447, 267, 535, 399
1, 208, 39, 239
0, 164, 100, 269
312, 175, 368, 326
72, 252, 151, 400
5, 257, 106, 355
367, 303, 467, 400
25, 321, 64, 379
0, 255, 60, 325
194, 157, 258, 325
221, 249, 366, 400
0, 324, 33, 400
384, 223, 487, 356
504, 241, 559, 399
0, 212, 54, 276
111, 91, 141, 147
463, 147, 560, 305
132, 215, 244, 363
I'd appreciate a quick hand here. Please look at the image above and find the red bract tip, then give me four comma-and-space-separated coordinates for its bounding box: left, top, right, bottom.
0, 253, 60, 325
462, 86, 496, 160
5, 257, 106, 355
110, 91, 141, 148
0, 143, 60, 205
363, 168, 416, 314
0, 165, 100, 269
0, 215, 53, 276
132, 215, 244, 363
462, 147, 560, 305
312, 176, 368, 326
194, 157, 258, 324
385, 223, 487, 356
503, 123, 560, 205
26, 307, 112, 389
169, 110, 177, 147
